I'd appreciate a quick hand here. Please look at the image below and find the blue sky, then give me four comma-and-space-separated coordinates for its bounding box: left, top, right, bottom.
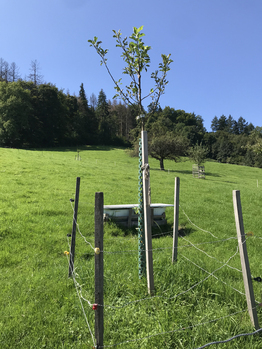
1, 0, 261, 131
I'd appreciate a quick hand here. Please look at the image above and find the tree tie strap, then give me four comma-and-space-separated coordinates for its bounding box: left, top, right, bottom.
141, 163, 150, 180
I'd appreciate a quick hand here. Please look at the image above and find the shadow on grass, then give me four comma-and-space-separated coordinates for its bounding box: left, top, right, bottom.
104, 220, 138, 237
177, 225, 194, 237
151, 168, 221, 178
103, 221, 194, 239
81, 252, 94, 260
27, 145, 129, 152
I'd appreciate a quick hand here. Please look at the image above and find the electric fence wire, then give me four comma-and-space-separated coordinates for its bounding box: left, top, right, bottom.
65, 244, 95, 347
194, 327, 262, 349
81, 245, 247, 310
99, 307, 257, 348
101, 237, 239, 254
69, 198, 241, 255
181, 253, 246, 297
180, 204, 218, 238
66, 237, 262, 348
180, 236, 243, 274
70, 200, 95, 251
67, 200, 262, 347
67, 203, 252, 308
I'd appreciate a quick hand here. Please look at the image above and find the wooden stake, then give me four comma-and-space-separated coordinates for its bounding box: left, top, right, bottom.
233, 190, 259, 329
68, 177, 80, 277
172, 177, 180, 263
95, 192, 104, 348
141, 131, 154, 294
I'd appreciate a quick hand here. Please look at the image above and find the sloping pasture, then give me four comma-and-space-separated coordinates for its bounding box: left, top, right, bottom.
0, 146, 262, 348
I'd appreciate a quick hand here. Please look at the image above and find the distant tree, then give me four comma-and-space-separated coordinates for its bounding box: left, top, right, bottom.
64, 93, 79, 145
244, 122, 255, 135
79, 83, 88, 104
213, 132, 233, 163
28, 59, 43, 85
227, 115, 234, 133
77, 83, 97, 144
96, 89, 112, 143
246, 127, 262, 154
211, 116, 219, 132
150, 132, 188, 170
0, 58, 6, 81
238, 117, 248, 134
27, 83, 67, 146
78, 83, 89, 114
148, 117, 189, 170
2, 60, 9, 82
9, 62, 21, 82
89, 92, 97, 111
211, 115, 229, 132
0, 81, 32, 147
188, 142, 208, 165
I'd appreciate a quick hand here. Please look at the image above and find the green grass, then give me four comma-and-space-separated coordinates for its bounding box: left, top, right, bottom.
1, 146, 262, 348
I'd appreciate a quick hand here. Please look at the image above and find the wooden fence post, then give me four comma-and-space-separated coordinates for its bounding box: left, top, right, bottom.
233, 190, 259, 329
95, 192, 104, 348
68, 177, 80, 277
141, 131, 154, 294
172, 177, 180, 263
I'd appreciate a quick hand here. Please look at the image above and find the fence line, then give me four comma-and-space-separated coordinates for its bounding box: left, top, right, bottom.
66, 197, 262, 348
180, 204, 218, 238
181, 253, 246, 297
65, 246, 95, 347
69, 199, 242, 255
180, 236, 243, 274
195, 327, 262, 349
70, 200, 95, 251
73, 244, 247, 309
99, 307, 259, 348
67, 202, 255, 309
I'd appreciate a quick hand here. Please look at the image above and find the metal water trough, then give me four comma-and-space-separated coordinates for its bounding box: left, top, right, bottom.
103, 203, 174, 228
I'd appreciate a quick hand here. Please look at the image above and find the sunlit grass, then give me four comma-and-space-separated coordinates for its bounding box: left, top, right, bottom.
0, 146, 262, 348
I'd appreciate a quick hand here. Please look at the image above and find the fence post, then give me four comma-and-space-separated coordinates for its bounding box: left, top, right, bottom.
141, 131, 154, 294
232, 190, 259, 329
172, 177, 180, 263
95, 192, 104, 348
68, 177, 80, 277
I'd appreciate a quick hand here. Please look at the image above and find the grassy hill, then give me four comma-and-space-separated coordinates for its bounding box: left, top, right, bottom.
1, 146, 262, 348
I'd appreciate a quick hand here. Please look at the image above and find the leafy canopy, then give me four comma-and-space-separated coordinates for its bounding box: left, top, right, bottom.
88, 26, 173, 115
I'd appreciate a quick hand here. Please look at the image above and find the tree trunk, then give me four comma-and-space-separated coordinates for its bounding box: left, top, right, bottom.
160, 158, 164, 171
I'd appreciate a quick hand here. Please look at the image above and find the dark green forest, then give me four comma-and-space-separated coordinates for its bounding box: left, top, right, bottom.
1, 57, 262, 168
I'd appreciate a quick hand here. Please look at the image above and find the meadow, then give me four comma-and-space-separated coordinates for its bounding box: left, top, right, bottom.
0, 146, 262, 348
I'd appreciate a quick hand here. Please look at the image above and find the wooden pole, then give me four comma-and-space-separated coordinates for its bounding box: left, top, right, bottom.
172, 177, 180, 263
233, 190, 259, 329
68, 177, 80, 277
141, 131, 154, 294
94, 192, 104, 348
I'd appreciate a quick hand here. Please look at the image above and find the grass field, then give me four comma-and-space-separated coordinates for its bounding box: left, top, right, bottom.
1, 146, 262, 348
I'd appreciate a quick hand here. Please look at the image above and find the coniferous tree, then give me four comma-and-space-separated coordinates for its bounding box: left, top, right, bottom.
96, 89, 111, 144
77, 83, 97, 144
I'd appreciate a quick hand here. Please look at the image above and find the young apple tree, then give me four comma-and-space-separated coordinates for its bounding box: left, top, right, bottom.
88, 26, 173, 121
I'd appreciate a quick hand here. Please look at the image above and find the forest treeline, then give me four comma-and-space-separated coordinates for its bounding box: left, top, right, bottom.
1, 57, 262, 168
